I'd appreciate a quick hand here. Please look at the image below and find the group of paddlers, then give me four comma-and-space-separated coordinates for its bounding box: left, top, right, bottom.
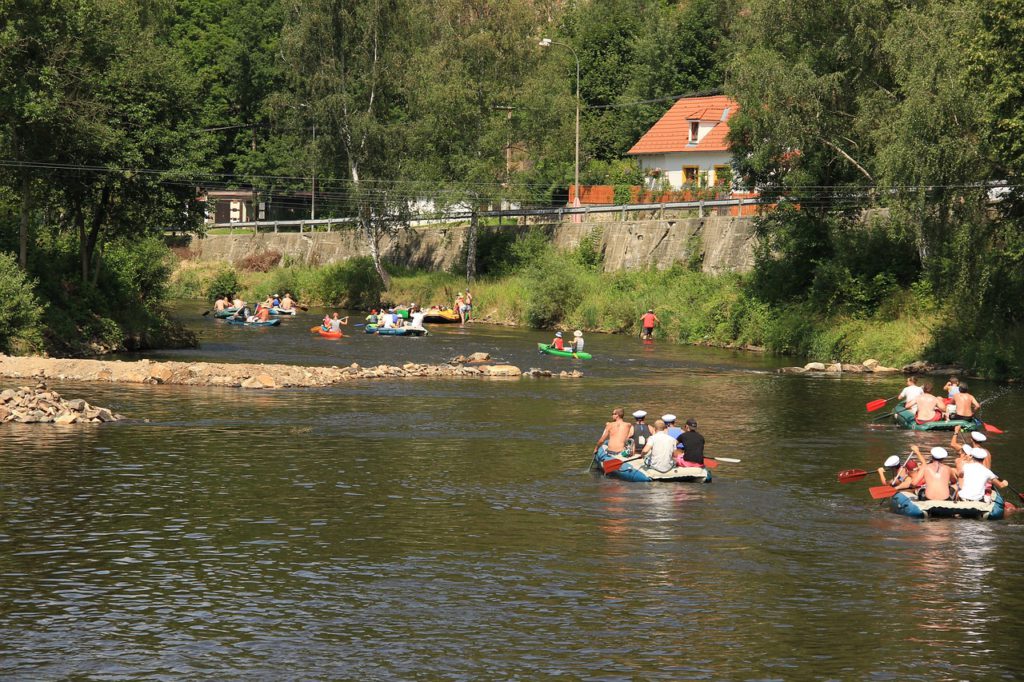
593, 408, 705, 473
877, 425, 1009, 503
898, 376, 979, 423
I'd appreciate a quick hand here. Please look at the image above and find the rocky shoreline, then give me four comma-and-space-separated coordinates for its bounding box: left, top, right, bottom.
0, 353, 582, 391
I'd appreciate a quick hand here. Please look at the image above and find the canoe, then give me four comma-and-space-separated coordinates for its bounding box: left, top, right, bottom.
315, 328, 343, 339
592, 446, 711, 483
269, 307, 297, 316
213, 308, 239, 318
224, 317, 280, 327
890, 490, 1005, 520
364, 325, 427, 336
423, 308, 461, 323
892, 402, 980, 432
537, 343, 592, 360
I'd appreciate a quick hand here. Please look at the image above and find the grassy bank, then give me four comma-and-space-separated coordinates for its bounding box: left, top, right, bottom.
171, 247, 950, 371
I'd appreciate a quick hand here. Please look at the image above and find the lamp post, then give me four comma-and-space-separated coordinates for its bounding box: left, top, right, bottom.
298, 103, 316, 220
539, 38, 580, 206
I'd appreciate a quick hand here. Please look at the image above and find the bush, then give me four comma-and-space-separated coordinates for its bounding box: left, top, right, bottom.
204, 267, 243, 303
522, 250, 586, 327
0, 251, 45, 353
237, 250, 282, 272
100, 237, 175, 312
315, 257, 384, 309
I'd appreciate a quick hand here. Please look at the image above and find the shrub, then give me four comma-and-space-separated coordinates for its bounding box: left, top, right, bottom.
0, 251, 45, 353
522, 251, 585, 327
100, 237, 175, 311
204, 267, 243, 302
315, 257, 384, 309
237, 250, 282, 272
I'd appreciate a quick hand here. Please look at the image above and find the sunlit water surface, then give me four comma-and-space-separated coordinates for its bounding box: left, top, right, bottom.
1, 302, 1022, 679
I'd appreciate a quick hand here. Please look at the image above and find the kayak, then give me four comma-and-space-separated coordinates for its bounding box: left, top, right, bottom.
892, 402, 980, 431
423, 308, 461, 323
593, 446, 711, 483
364, 325, 427, 336
269, 307, 297, 316
224, 317, 280, 327
890, 490, 1005, 520
537, 343, 592, 360
213, 308, 239, 318
315, 328, 344, 339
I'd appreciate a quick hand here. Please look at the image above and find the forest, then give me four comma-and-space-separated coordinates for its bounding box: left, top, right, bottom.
1, 0, 1022, 376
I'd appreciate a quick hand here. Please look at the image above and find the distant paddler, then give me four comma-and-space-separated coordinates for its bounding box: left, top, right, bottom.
593, 407, 633, 458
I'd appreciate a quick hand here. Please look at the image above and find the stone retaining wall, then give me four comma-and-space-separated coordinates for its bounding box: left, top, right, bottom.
192, 214, 757, 274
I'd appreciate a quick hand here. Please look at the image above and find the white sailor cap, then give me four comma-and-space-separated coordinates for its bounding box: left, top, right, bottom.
632, 410, 647, 419
930, 446, 948, 460
970, 431, 987, 443
884, 455, 901, 468
662, 414, 677, 423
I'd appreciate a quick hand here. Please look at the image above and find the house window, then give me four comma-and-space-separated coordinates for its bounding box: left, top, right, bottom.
689, 121, 700, 142
714, 165, 732, 187
683, 166, 699, 185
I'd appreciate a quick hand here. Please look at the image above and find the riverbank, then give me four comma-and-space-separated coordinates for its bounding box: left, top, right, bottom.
0, 354, 582, 390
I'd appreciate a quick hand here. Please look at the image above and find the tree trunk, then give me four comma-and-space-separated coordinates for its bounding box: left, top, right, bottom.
19, 171, 30, 269
466, 209, 478, 284
80, 185, 111, 282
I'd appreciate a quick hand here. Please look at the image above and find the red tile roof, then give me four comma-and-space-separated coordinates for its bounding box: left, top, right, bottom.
627, 95, 738, 155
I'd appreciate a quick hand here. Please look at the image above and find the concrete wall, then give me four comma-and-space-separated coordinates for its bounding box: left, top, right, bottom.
191, 214, 757, 274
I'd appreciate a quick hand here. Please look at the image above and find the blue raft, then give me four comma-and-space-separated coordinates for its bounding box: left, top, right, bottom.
224, 317, 281, 327
592, 445, 711, 483
890, 491, 1005, 520
364, 325, 427, 336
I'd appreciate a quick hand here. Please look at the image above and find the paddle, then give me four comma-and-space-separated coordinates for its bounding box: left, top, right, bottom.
707, 456, 741, 463
838, 469, 869, 483
866, 395, 897, 412
201, 310, 210, 317
870, 485, 897, 499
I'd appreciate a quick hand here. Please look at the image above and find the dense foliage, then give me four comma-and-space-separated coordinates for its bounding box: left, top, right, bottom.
1, 0, 1023, 374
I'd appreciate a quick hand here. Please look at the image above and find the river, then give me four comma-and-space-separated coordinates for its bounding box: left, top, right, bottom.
1, 302, 1022, 679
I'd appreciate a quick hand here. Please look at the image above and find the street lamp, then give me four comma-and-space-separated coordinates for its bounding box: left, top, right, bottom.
539, 37, 580, 207
298, 103, 317, 220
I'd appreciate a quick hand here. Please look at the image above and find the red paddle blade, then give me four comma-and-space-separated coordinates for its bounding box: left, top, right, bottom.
983, 423, 1004, 434
870, 485, 897, 499
866, 398, 888, 412
702, 459, 719, 469
837, 469, 868, 483
601, 458, 626, 474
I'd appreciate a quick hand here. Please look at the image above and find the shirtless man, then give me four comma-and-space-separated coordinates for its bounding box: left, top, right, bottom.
950, 383, 980, 422
897, 446, 954, 501
593, 408, 634, 457
213, 295, 229, 312
279, 293, 295, 311
907, 383, 944, 424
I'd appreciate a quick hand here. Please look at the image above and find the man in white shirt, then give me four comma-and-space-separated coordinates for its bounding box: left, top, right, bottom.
898, 376, 924, 412
957, 445, 1007, 501
641, 419, 677, 473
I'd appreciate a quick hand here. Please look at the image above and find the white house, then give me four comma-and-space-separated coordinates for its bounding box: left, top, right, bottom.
627, 94, 738, 190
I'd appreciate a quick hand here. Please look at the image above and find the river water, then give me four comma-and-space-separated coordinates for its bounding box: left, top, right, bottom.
2, 302, 1022, 680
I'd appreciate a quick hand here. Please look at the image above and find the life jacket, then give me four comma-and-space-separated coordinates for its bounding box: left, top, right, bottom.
632, 423, 651, 453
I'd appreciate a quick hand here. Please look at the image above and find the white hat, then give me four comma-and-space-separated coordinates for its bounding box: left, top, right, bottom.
662, 414, 677, 423
970, 447, 988, 460
632, 410, 647, 419
930, 446, 948, 460
574, 330, 583, 337
555, 331, 562, 338
884, 455, 901, 468
970, 431, 987, 443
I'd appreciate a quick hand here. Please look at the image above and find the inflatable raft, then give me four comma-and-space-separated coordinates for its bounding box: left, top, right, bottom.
224, 317, 280, 327
890, 491, 1005, 520
314, 328, 343, 338
364, 325, 427, 336
538, 343, 592, 360
892, 403, 980, 432
269, 307, 297, 316
213, 308, 239, 318
423, 307, 461, 323
593, 446, 711, 484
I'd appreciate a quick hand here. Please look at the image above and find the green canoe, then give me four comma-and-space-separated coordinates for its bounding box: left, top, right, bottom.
892, 402, 980, 431
537, 342, 592, 360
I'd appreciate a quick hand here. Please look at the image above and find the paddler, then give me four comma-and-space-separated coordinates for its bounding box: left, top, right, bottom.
630, 410, 651, 455
877, 454, 917, 486
674, 418, 705, 468
593, 407, 633, 458
662, 414, 682, 441
640, 419, 676, 473
956, 445, 1008, 502
895, 446, 955, 501
550, 331, 566, 351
